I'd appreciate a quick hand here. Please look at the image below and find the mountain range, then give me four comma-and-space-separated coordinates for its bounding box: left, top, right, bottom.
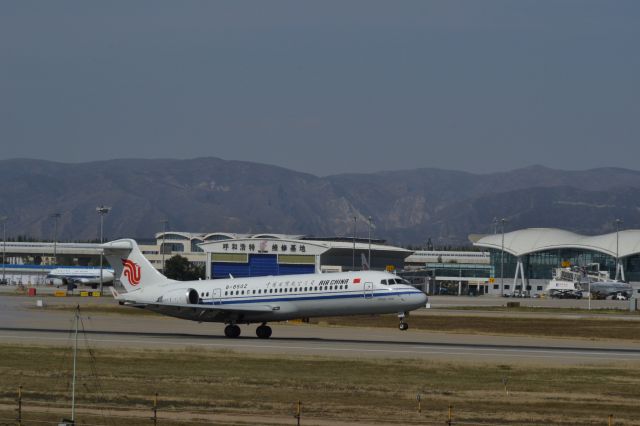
2, 158, 640, 247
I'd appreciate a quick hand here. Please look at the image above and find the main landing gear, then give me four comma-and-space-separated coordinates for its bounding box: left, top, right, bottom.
224, 324, 241, 338
223, 323, 272, 339
398, 312, 409, 331
256, 323, 272, 339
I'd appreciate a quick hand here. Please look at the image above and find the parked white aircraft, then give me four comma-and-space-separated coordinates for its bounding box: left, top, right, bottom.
46, 268, 114, 288
103, 239, 428, 339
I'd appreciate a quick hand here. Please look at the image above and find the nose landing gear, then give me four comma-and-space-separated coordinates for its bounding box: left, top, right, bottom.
398, 312, 409, 331
256, 323, 272, 339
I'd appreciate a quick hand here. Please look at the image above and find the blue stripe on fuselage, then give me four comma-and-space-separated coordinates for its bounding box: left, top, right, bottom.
199, 290, 423, 305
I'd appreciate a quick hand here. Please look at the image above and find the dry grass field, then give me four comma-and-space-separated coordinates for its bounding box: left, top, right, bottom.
310, 314, 640, 341
0, 344, 639, 425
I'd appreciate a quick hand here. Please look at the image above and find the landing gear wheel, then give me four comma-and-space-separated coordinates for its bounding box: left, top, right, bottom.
224, 324, 241, 338
399, 322, 409, 331
256, 324, 272, 339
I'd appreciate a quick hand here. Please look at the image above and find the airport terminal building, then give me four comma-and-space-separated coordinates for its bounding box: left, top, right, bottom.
3, 228, 640, 299
0, 232, 410, 284
472, 228, 640, 297
140, 232, 411, 279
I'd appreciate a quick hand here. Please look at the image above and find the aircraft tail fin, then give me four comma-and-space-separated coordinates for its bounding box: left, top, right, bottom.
102, 239, 170, 292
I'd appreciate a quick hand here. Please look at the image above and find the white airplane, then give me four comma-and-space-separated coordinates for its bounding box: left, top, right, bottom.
46, 267, 114, 288
103, 239, 428, 339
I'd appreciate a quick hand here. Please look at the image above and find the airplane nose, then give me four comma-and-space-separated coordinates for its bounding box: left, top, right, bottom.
416, 291, 428, 306
401, 285, 428, 308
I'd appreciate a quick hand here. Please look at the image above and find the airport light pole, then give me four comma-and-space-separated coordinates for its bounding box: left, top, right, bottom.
500, 218, 507, 296
0, 216, 7, 284
97, 206, 111, 295
367, 216, 373, 270
160, 219, 169, 272
615, 218, 623, 281
352, 216, 357, 271
50, 213, 61, 266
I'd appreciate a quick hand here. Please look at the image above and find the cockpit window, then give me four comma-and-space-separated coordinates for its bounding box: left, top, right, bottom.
381, 279, 387, 285
384, 278, 410, 285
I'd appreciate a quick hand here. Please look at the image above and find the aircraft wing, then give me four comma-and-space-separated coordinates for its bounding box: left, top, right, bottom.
135, 301, 276, 322
110, 287, 285, 322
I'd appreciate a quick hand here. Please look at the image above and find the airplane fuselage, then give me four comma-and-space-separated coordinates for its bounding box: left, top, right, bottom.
46, 268, 115, 285
124, 270, 427, 323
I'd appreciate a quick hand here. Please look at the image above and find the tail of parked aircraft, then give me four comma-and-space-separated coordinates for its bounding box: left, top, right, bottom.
102, 239, 170, 292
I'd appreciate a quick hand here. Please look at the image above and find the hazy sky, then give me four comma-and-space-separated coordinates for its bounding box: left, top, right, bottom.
1, 1, 639, 176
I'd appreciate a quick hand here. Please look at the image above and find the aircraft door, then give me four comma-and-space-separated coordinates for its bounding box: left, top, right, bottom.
364, 282, 373, 299
213, 288, 222, 305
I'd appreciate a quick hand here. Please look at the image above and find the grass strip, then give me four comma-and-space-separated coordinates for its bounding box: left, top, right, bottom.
310, 314, 640, 341
0, 344, 639, 425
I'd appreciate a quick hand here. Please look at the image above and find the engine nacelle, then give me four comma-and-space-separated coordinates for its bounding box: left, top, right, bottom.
160, 288, 200, 305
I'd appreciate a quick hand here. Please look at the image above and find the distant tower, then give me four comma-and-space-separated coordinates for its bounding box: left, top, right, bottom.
426, 237, 434, 250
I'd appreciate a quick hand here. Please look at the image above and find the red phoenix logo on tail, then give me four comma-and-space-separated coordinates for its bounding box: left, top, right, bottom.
121, 258, 141, 286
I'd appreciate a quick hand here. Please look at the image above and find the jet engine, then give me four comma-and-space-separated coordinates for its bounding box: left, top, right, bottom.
161, 288, 200, 305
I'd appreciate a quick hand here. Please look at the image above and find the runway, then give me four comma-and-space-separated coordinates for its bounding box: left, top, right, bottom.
2, 295, 640, 364
2, 325, 640, 364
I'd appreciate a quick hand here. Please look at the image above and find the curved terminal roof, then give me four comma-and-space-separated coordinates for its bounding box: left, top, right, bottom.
473, 228, 640, 258
250, 233, 305, 240
156, 232, 306, 241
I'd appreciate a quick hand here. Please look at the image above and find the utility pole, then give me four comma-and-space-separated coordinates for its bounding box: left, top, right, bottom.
0, 216, 7, 284
500, 218, 507, 296
96, 206, 111, 295
50, 213, 61, 266
16, 385, 22, 425
71, 305, 79, 423
352, 216, 357, 271
152, 393, 158, 426
160, 220, 169, 272
616, 218, 621, 280
367, 216, 373, 270
294, 400, 301, 426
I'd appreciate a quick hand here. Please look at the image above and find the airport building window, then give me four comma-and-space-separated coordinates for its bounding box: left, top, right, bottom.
504, 285, 510, 289
493, 285, 499, 289
537, 286, 543, 291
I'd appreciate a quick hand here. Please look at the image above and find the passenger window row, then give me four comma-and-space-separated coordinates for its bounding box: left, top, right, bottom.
221, 284, 348, 297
